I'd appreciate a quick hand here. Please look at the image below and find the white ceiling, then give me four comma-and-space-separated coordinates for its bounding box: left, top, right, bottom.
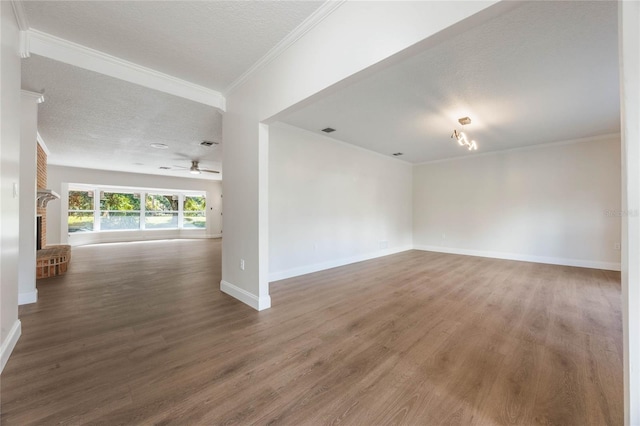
23, 55, 224, 179
19, 0, 327, 179
280, 1, 620, 164
21, 1, 621, 176
22, 0, 324, 92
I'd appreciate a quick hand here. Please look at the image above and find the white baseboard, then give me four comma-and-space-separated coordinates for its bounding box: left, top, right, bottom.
18, 289, 38, 305
69, 229, 216, 247
220, 280, 271, 311
1, 320, 22, 374
269, 245, 414, 282
413, 245, 621, 271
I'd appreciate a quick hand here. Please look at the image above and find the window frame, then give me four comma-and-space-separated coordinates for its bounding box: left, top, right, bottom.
144, 192, 181, 230
183, 194, 207, 229
98, 190, 142, 232
67, 189, 96, 233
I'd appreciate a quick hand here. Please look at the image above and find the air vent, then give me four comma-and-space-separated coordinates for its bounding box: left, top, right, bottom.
321, 127, 336, 133
392, 152, 404, 156
200, 140, 219, 147
159, 166, 171, 170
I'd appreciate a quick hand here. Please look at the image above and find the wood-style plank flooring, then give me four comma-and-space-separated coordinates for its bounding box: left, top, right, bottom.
0, 239, 623, 425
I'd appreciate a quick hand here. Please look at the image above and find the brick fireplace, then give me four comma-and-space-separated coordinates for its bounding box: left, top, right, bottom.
37, 143, 47, 247
36, 143, 71, 279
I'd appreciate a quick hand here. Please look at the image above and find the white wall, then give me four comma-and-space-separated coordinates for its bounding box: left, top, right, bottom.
222, 1, 501, 310
413, 135, 621, 270
18, 92, 40, 305
46, 165, 222, 246
620, 1, 640, 423
0, 1, 23, 373
269, 123, 412, 281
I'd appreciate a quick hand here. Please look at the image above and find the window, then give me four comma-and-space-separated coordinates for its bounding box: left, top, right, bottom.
145, 193, 179, 229
68, 190, 95, 232
67, 186, 207, 233
183, 195, 206, 228
100, 191, 141, 231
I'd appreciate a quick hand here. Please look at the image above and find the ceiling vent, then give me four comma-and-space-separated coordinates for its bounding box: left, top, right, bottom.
321, 127, 336, 133
159, 166, 171, 170
392, 152, 404, 156
200, 140, 219, 147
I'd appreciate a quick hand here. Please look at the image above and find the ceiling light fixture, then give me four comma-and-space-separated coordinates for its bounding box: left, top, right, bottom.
150, 143, 169, 149
451, 117, 478, 151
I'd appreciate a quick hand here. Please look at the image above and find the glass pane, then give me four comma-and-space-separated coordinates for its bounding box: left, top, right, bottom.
69, 191, 93, 210
68, 212, 94, 232
184, 195, 206, 212
146, 194, 179, 211
100, 192, 140, 211
183, 211, 206, 229
100, 212, 140, 230
145, 212, 178, 229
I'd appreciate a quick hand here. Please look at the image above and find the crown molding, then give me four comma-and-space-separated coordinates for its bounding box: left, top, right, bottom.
19, 31, 30, 58
12, 1, 31, 58
225, 0, 347, 96
21, 89, 45, 104
36, 132, 51, 156
413, 133, 622, 167
11, 1, 29, 31
25, 29, 226, 111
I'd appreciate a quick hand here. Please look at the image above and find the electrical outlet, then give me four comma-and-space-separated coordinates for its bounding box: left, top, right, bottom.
379, 240, 388, 249
240, 259, 245, 270
614, 243, 621, 250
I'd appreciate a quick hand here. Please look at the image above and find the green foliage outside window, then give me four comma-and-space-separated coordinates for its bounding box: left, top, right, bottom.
184, 196, 206, 212
183, 196, 206, 229
146, 194, 179, 211
100, 192, 140, 211
100, 192, 140, 230
67, 188, 207, 232
68, 191, 94, 232
69, 190, 93, 210
145, 194, 179, 229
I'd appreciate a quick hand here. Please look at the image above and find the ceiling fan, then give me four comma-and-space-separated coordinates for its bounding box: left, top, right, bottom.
173, 160, 220, 175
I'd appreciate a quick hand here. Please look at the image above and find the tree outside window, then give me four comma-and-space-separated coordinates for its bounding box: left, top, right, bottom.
68, 190, 94, 232
145, 194, 179, 229
183, 195, 206, 228
100, 192, 141, 230
67, 187, 208, 233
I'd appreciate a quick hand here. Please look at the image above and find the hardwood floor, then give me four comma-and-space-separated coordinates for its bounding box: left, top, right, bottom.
0, 239, 622, 425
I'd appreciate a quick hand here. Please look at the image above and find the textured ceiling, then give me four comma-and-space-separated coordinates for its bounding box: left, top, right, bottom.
23, 55, 223, 179
281, 1, 620, 164
22, 0, 324, 92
